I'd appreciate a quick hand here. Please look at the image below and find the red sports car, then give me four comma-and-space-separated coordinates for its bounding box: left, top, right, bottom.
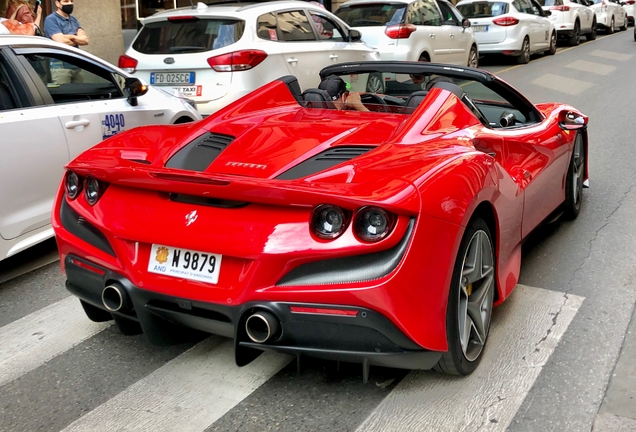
52, 62, 588, 377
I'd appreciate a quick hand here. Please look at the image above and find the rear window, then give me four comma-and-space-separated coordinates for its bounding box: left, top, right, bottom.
457, 2, 509, 17
132, 18, 245, 54
335, 3, 407, 27
539, 0, 562, 6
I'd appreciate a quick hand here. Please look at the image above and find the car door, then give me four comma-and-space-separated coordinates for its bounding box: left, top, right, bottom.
530, 0, 551, 49
437, 0, 472, 65
407, 0, 452, 63
516, 0, 542, 50
572, 0, 594, 30
13, 48, 166, 161
306, 10, 374, 64
0, 49, 68, 242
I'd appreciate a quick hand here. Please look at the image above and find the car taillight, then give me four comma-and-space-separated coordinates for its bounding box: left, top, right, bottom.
118, 55, 138, 73
65, 171, 81, 200
626, 1, 635, 5
353, 207, 394, 242
385, 24, 417, 39
549, 5, 570, 11
310, 204, 349, 240
206, 50, 267, 72
492, 16, 520, 26
84, 176, 108, 206
167, 15, 198, 21
601, 1, 607, 10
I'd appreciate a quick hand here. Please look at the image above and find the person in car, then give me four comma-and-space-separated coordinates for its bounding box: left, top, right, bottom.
318, 75, 369, 112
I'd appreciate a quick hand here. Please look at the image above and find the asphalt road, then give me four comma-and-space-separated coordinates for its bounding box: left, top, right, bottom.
1, 31, 636, 432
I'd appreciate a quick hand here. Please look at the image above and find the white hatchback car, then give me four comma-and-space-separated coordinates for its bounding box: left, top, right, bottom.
623, 0, 635, 25
334, 0, 479, 67
0, 35, 201, 262
456, 0, 557, 64
589, 0, 628, 32
121, 1, 379, 116
542, 0, 597, 45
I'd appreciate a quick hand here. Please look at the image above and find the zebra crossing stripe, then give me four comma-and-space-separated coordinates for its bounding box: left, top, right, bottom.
61, 337, 292, 432
0, 296, 111, 387
356, 285, 584, 432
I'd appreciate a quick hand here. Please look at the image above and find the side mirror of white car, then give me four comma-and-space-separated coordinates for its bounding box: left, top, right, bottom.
350, 29, 362, 42
124, 77, 149, 107
544, 9, 552, 16
462, 18, 471, 31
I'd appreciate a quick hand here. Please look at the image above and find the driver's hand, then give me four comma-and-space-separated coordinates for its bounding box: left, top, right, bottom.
345, 92, 369, 112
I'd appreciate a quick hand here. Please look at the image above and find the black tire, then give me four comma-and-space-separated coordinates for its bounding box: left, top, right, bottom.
113, 315, 143, 335
434, 218, 495, 375
634, 26, 636, 40
365, 72, 385, 93
586, 20, 597, 40
608, 17, 615, 34
467, 45, 479, 68
569, 21, 581, 45
547, 31, 557, 55
516, 37, 530, 64
80, 300, 112, 322
620, 17, 628, 31
563, 132, 585, 220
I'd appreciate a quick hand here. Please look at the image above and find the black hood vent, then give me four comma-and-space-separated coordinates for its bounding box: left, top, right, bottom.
276, 146, 375, 180
166, 132, 235, 172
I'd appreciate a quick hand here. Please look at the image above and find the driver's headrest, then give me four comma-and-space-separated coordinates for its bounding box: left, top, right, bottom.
301, 88, 336, 109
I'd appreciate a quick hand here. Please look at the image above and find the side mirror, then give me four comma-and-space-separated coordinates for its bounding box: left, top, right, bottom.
544, 9, 552, 16
462, 18, 471, 28
124, 77, 148, 107
349, 29, 362, 42
559, 110, 588, 130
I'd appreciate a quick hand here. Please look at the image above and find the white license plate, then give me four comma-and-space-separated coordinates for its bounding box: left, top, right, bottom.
148, 244, 222, 284
150, 72, 195, 85
473, 25, 489, 32
172, 85, 202, 97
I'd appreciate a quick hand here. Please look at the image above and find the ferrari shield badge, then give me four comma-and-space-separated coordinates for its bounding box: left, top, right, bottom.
155, 246, 169, 264
185, 210, 198, 226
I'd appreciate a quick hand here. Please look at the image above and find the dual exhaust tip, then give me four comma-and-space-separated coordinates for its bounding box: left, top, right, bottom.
245, 311, 280, 344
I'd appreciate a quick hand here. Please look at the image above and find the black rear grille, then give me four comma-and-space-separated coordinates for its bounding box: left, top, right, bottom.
169, 193, 249, 208
276, 146, 375, 180
165, 132, 234, 172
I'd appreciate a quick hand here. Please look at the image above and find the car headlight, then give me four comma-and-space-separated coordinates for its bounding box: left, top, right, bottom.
354, 207, 394, 242
311, 204, 349, 240
65, 171, 82, 200
84, 176, 107, 206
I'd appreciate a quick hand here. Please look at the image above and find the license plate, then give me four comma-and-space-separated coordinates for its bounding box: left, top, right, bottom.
148, 244, 222, 284
473, 25, 489, 32
172, 85, 202, 97
150, 72, 195, 85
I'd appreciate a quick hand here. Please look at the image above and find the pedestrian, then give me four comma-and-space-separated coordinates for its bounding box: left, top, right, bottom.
0, 17, 38, 35
43, 0, 88, 83
5, 0, 42, 29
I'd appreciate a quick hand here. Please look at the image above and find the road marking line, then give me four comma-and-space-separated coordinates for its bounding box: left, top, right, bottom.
0, 296, 111, 387
565, 59, 616, 75
589, 50, 633, 61
61, 338, 292, 432
356, 285, 584, 432
531, 73, 594, 95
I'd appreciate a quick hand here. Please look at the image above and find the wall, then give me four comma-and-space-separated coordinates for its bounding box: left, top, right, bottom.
72, 0, 124, 65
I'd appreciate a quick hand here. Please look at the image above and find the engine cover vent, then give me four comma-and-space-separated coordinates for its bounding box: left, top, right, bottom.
166, 132, 235, 172
276, 146, 375, 180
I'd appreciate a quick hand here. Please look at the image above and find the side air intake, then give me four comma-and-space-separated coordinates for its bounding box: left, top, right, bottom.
166, 132, 235, 172
276, 146, 375, 180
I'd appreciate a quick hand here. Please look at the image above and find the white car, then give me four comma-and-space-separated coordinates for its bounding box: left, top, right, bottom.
335, 0, 480, 68
457, 0, 557, 64
589, 0, 628, 31
542, 0, 597, 45
0, 35, 202, 262
622, 0, 635, 25
121, 1, 379, 116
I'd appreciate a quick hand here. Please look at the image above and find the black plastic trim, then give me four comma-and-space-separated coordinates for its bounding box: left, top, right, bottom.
60, 199, 115, 256
165, 132, 234, 172
276, 218, 414, 286
276, 146, 375, 180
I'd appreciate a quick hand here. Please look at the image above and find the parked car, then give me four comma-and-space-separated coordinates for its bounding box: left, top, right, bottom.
0, 35, 201, 262
120, 1, 379, 116
589, 0, 627, 31
456, 0, 557, 64
541, 0, 597, 45
622, 0, 635, 25
335, 0, 479, 67
52, 61, 589, 376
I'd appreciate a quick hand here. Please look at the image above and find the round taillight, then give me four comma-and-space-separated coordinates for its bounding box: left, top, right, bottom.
311, 205, 348, 240
65, 171, 81, 200
354, 207, 393, 242
85, 176, 101, 206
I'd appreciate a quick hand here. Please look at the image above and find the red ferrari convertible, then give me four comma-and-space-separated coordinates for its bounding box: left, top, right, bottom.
52, 62, 588, 377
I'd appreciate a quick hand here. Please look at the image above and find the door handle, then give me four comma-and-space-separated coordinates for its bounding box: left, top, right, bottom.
286, 57, 298, 65
329, 54, 338, 61
65, 119, 90, 129
450, 33, 454, 38
429, 33, 436, 38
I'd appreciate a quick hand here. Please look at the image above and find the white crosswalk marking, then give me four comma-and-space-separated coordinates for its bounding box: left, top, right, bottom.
589, 50, 633, 62
565, 60, 616, 76
0, 296, 111, 387
356, 285, 584, 432
531, 74, 594, 95
61, 337, 292, 432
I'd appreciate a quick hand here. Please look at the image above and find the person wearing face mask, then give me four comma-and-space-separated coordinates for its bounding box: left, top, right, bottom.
43, 0, 88, 83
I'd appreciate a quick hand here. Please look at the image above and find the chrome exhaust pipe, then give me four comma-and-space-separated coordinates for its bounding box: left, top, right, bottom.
101, 284, 130, 312
245, 311, 280, 343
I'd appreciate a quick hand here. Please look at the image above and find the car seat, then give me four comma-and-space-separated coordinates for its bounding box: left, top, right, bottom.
301, 88, 336, 109
403, 90, 428, 114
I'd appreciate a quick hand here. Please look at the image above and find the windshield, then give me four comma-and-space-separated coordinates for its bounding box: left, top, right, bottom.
335, 3, 407, 26
132, 18, 245, 54
457, 2, 509, 17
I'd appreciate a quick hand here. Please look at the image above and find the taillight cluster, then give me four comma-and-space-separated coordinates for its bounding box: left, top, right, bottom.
65, 171, 108, 206
549, 5, 570, 11
207, 50, 267, 72
385, 24, 417, 39
118, 55, 138, 73
492, 16, 519, 26
310, 204, 395, 242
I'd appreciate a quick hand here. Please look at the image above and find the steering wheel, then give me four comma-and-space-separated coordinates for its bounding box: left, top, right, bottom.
360, 93, 389, 112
